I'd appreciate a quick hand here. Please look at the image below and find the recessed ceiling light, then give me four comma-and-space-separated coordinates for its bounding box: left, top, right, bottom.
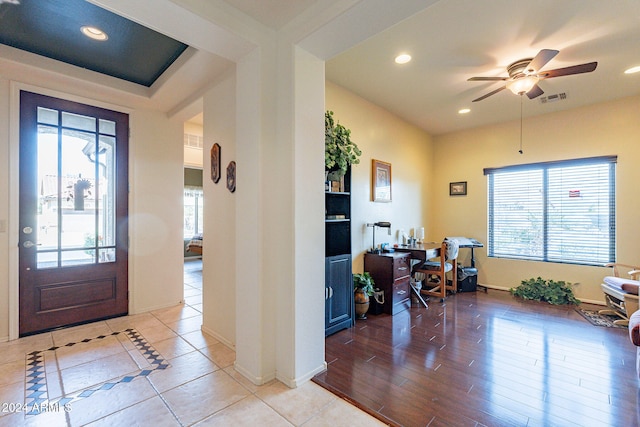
395, 54, 412, 64
81, 26, 108, 41
458, 108, 470, 114
624, 65, 640, 74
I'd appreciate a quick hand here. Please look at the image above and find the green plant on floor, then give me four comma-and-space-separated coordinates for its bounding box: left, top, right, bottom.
353, 272, 375, 296
510, 277, 580, 305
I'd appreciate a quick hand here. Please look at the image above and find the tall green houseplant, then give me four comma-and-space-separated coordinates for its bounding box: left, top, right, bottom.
325, 110, 361, 179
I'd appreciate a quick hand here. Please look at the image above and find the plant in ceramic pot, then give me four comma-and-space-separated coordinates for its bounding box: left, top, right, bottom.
353, 272, 375, 319
325, 110, 361, 181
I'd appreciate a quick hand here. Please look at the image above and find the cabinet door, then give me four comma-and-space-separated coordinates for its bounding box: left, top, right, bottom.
325, 254, 353, 335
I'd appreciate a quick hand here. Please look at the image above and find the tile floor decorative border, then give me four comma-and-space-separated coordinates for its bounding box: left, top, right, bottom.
24, 328, 170, 416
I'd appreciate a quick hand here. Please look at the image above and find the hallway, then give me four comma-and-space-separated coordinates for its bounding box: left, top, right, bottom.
0, 259, 382, 426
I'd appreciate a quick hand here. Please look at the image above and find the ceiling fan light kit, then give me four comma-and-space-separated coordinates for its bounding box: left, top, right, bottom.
506, 75, 539, 95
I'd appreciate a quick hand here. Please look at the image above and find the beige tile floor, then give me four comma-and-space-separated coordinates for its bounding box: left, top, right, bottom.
0, 259, 384, 426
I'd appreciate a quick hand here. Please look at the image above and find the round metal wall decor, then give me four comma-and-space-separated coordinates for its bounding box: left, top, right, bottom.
226, 161, 236, 193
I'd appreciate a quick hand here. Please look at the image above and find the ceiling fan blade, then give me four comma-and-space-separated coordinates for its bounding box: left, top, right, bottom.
472, 86, 506, 102
526, 49, 559, 73
526, 84, 544, 99
468, 76, 508, 81
540, 62, 598, 78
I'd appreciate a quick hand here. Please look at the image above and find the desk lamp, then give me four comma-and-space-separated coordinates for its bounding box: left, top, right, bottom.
367, 222, 391, 254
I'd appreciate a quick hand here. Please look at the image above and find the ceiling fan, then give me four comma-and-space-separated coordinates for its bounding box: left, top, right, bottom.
468, 49, 597, 102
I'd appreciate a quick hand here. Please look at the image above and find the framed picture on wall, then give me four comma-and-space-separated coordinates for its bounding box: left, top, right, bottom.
211, 143, 221, 183
372, 159, 392, 202
449, 181, 467, 196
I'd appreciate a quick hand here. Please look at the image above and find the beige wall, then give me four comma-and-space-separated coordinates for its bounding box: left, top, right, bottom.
201, 69, 236, 348
432, 95, 640, 303
128, 109, 184, 314
184, 121, 204, 169
325, 81, 434, 274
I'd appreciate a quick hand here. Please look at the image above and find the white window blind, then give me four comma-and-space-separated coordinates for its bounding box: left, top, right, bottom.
485, 156, 616, 266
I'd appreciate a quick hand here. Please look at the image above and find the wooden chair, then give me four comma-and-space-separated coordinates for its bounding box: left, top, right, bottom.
414, 239, 459, 302
599, 263, 640, 326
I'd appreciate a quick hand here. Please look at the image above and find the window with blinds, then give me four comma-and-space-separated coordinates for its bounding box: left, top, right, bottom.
484, 156, 616, 266
184, 187, 203, 238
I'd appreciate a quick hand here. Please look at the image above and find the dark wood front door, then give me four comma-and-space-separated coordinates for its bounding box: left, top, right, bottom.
19, 91, 129, 336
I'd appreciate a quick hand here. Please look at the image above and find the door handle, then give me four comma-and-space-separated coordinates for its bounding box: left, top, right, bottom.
22, 240, 40, 248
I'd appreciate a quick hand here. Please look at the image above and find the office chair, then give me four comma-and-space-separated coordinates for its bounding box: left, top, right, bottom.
414, 239, 459, 302
599, 263, 640, 326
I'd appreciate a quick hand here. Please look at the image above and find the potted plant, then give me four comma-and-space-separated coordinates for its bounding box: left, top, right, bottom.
353, 272, 375, 319
325, 110, 362, 181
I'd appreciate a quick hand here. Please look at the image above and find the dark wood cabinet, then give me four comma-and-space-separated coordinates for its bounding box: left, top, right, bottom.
364, 252, 411, 315
325, 169, 354, 335
325, 254, 353, 335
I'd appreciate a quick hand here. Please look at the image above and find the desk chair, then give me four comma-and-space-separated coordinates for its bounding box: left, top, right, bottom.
599, 263, 640, 326
414, 239, 459, 302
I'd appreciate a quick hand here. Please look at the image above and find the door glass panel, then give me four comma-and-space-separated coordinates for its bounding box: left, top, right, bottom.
62, 250, 94, 266
37, 107, 58, 126
35, 109, 117, 268
99, 119, 116, 136
99, 248, 116, 263
98, 135, 116, 247
36, 251, 57, 269
62, 111, 96, 132
36, 124, 59, 256
60, 129, 97, 253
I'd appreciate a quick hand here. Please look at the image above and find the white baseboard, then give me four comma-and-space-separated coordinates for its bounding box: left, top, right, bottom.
277, 362, 328, 389
200, 324, 235, 350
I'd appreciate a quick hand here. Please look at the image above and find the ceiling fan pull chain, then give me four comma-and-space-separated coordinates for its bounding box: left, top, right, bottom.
519, 94, 524, 154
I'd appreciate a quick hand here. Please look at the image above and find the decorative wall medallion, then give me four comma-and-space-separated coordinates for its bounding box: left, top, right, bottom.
226, 161, 236, 193
210, 143, 221, 183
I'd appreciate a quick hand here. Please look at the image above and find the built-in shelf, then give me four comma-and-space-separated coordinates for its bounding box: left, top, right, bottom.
325, 168, 353, 336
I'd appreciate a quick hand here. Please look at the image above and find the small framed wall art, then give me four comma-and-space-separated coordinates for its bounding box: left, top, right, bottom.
211, 143, 221, 183
372, 159, 392, 202
449, 181, 467, 196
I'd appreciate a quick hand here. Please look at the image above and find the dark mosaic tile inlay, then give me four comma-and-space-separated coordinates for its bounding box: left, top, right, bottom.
24, 328, 170, 416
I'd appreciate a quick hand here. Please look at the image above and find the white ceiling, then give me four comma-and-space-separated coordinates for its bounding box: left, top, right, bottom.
225, 0, 640, 135
3, 0, 638, 136
222, 0, 319, 30
324, 0, 640, 135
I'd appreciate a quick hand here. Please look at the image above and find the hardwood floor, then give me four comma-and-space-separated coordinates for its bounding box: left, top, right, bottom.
314, 289, 638, 427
